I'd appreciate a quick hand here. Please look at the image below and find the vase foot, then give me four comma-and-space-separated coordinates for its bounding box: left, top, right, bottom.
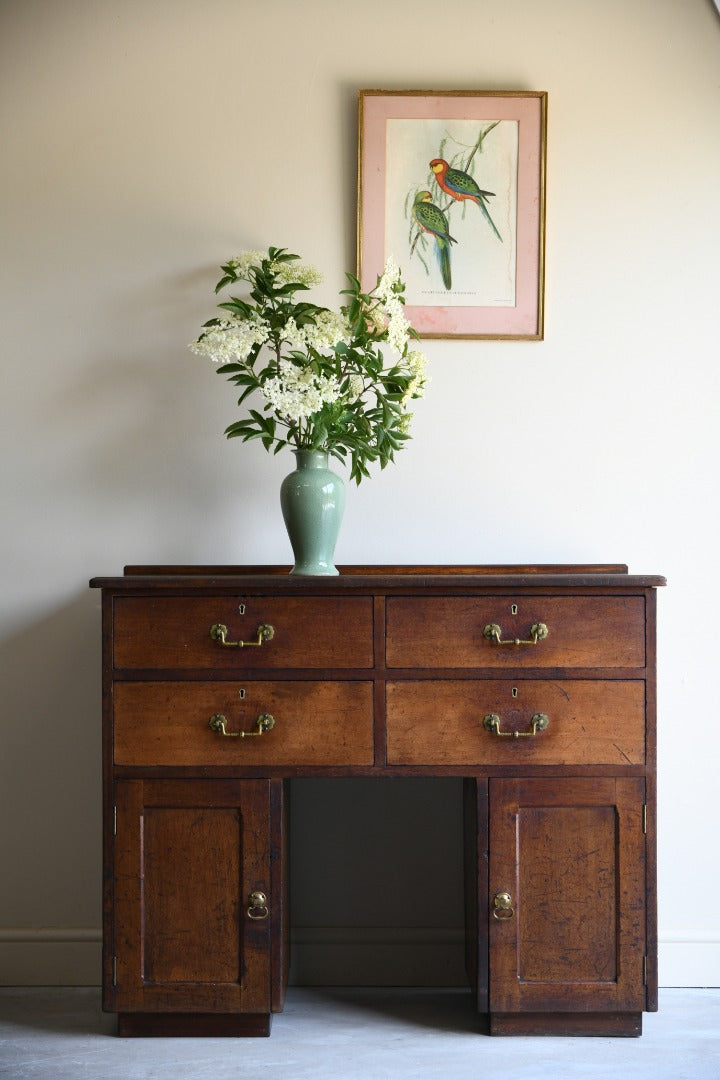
288, 565, 340, 576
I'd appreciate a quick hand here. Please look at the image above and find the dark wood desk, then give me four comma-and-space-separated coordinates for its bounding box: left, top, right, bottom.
90, 564, 664, 1037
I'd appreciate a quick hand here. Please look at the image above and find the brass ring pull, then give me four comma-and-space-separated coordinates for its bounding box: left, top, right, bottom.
247, 890, 269, 921
483, 712, 550, 738
492, 891, 514, 920
209, 713, 276, 738
210, 623, 275, 648
483, 622, 548, 646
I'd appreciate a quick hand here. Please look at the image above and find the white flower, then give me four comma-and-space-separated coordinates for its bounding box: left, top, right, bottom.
303, 310, 351, 351
274, 261, 323, 289
226, 251, 265, 280
281, 317, 309, 352
375, 255, 402, 302
261, 361, 341, 424
190, 317, 270, 363
280, 310, 352, 355
226, 251, 322, 291
368, 306, 387, 331
348, 374, 365, 400
194, 246, 428, 482
407, 350, 428, 378
386, 309, 411, 354
401, 378, 423, 406
400, 350, 429, 406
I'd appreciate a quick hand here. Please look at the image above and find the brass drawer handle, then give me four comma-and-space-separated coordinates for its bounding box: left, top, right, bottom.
483, 621, 548, 646
209, 712, 276, 738
483, 712, 550, 738
210, 623, 274, 648
492, 891, 514, 920
247, 890, 269, 921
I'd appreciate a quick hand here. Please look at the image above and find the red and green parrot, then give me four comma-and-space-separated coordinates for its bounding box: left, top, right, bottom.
429, 158, 502, 242
412, 191, 456, 290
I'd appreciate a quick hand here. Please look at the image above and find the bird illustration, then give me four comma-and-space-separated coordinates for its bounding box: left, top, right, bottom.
412, 191, 456, 290
429, 158, 502, 242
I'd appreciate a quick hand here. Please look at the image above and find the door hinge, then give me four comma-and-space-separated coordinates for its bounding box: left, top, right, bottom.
642, 804, 647, 834
112, 956, 117, 987
643, 955, 647, 985
113, 805, 117, 836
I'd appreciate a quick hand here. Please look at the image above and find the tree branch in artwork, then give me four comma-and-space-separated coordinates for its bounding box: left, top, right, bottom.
405, 122, 503, 292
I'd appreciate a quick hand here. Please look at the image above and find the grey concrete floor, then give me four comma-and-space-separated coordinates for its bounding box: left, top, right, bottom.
0, 987, 718, 1079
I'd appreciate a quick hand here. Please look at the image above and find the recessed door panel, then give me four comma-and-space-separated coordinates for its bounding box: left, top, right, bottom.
113, 779, 273, 1014
489, 777, 645, 1014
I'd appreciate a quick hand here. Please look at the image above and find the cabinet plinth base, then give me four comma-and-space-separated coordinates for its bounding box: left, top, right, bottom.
117, 1013, 272, 1037
489, 1012, 642, 1037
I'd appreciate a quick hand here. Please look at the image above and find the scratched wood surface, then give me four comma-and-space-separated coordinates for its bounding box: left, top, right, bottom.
489, 777, 646, 1014
114, 681, 375, 766
386, 596, 646, 669
113, 779, 273, 1015
113, 596, 374, 670
386, 680, 645, 765
96, 567, 660, 1036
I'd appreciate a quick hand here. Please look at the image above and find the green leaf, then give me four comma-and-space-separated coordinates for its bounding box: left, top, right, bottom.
273, 281, 310, 297
224, 419, 257, 436
217, 298, 253, 317
215, 363, 246, 374
236, 384, 257, 407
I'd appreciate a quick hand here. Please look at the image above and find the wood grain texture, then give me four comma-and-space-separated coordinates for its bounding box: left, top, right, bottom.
142, 805, 241, 984
386, 596, 646, 669
488, 777, 646, 1015
113, 779, 272, 1014
91, 568, 667, 591
120, 563, 632, 577
114, 681, 374, 766
386, 680, 645, 765
113, 596, 374, 670
489, 1012, 642, 1037
95, 565, 662, 1036
463, 779, 489, 1011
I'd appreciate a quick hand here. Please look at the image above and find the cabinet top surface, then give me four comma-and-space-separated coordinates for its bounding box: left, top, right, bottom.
89, 564, 666, 590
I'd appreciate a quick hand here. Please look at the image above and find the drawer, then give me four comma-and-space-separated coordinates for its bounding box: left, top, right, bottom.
386, 680, 645, 765
113, 596, 374, 670
386, 596, 645, 669
114, 681, 374, 766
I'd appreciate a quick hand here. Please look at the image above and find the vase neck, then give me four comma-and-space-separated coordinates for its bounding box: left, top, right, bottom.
293, 449, 329, 470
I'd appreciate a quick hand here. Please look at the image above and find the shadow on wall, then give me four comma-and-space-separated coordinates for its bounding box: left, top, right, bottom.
288, 777, 468, 987
26, 260, 291, 568
0, 593, 102, 929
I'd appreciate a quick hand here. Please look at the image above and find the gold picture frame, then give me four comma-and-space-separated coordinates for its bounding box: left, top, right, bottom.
358, 90, 547, 340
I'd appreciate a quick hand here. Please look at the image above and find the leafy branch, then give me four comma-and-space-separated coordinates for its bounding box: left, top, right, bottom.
190, 249, 428, 485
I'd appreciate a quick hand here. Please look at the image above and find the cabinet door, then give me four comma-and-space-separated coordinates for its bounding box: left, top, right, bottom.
489, 778, 646, 1020
112, 779, 275, 1016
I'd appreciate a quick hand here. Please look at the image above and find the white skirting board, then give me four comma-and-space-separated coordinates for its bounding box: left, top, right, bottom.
659, 941, 720, 989
1, 929, 718, 988
0, 929, 101, 986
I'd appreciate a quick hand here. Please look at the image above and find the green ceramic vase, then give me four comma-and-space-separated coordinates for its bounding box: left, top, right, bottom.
280, 449, 345, 575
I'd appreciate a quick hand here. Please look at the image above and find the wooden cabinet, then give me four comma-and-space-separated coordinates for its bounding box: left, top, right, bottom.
487, 777, 647, 1035
110, 779, 284, 1036
91, 564, 664, 1038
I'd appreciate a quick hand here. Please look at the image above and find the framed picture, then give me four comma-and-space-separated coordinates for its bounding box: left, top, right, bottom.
357, 90, 547, 340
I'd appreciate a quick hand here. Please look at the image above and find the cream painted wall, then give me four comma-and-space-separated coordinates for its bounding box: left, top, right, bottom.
1, 0, 718, 987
